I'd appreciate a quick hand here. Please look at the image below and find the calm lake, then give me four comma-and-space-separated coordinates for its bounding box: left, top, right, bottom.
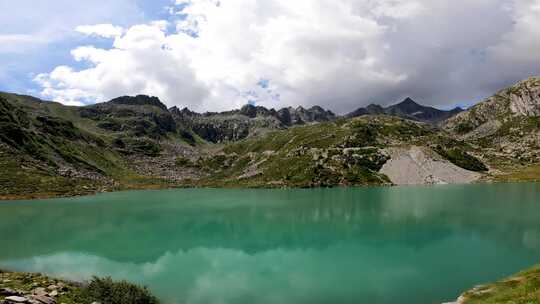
1, 183, 540, 304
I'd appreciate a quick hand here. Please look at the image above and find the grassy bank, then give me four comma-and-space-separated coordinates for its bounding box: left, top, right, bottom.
491, 165, 540, 183
460, 264, 540, 303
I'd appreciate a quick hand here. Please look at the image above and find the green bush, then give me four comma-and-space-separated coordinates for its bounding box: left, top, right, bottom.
78, 277, 159, 304
454, 122, 474, 134
125, 139, 161, 156
175, 156, 193, 167
434, 146, 488, 172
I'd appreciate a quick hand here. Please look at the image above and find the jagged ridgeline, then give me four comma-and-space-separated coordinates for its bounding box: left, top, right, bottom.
0, 76, 539, 198
170, 103, 336, 143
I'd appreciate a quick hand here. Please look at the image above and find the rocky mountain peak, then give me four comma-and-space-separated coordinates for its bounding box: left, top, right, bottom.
390, 97, 423, 113
346, 98, 460, 123
108, 95, 168, 111
170, 106, 197, 117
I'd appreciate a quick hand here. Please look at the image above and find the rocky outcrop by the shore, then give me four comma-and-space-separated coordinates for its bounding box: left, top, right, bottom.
0, 271, 159, 304
0, 272, 75, 304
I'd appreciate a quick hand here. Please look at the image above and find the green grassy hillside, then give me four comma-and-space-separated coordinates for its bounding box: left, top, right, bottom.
461, 264, 540, 304
189, 116, 485, 188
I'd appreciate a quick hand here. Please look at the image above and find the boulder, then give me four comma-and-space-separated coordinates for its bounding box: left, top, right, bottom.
30, 295, 55, 304
5, 296, 28, 303
0, 288, 21, 296
32, 288, 47, 297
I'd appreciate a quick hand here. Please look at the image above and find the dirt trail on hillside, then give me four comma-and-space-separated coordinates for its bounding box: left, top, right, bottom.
380, 146, 481, 185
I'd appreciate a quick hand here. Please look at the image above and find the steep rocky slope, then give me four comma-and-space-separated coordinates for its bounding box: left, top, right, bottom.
0, 93, 188, 198
444, 77, 540, 134
443, 77, 540, 170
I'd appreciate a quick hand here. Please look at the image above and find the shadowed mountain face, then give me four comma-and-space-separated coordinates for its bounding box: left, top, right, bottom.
346, 97, 463, 123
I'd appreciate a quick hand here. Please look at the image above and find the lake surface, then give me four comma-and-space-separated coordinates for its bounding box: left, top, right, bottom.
1, 183, 540, 304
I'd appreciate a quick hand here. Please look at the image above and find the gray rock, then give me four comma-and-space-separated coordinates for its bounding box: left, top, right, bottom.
1, 288, 21, 296
30, 295, 55, 304
32, 288, 47, 297
5, 296, 28, 303
48, 291, 58, 297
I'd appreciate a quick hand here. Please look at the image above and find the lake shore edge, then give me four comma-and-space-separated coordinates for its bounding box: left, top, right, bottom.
2, 175, 538, 201
3, 264, 540, 304
444, 263, 540, 304
0, 270, 159, 304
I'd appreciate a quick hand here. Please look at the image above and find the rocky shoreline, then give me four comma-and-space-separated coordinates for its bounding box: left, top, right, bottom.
0, 271, 158, 304
0, 271, 79, 304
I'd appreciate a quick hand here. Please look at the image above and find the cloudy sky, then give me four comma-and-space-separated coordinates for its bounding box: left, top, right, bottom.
1, 0, 539, 113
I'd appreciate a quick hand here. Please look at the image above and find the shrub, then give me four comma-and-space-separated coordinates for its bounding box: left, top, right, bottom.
78, 276, 159, 304
454, 122, 475, 134
175, 156, 194, 167
434, 146, 488, 172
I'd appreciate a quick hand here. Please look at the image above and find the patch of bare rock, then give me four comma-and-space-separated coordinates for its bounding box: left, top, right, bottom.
380, 146, 481, 185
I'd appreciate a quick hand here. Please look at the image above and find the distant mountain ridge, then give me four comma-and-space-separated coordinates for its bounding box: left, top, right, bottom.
170, 104, 336, 143
0, 91, 469, 146
170, 97, 463, 142
172, 103, 336, 127
346, 97, 463, 123
1, 76, 539, 199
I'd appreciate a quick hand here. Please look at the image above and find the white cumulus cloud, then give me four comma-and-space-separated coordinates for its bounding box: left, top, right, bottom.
34, 0, 540, 112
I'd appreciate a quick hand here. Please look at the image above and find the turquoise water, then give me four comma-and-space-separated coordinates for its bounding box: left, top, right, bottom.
1, 183, 540, 304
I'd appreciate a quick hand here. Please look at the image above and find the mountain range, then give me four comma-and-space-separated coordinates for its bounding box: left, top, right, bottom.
345, 97, 464, 123
1, 77, 539, 199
